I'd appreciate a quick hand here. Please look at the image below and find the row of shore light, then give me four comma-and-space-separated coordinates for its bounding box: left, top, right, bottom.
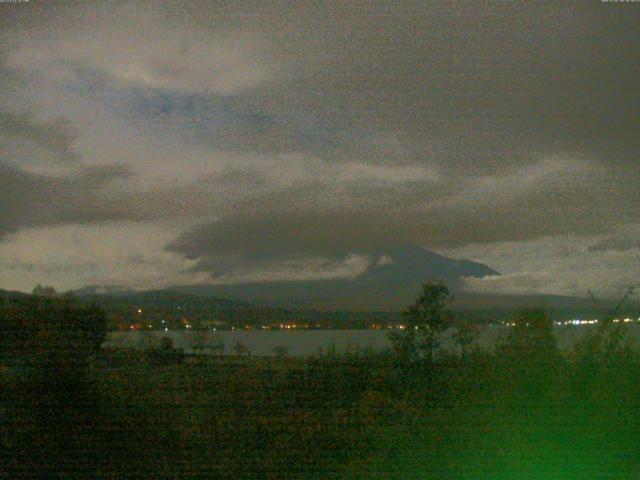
129, 317, 640, 331
556, 318, 640, 326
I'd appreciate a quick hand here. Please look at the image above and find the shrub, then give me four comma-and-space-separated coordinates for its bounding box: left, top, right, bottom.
0, 295, 107, 378
388, 283, 453, 362
273, 345, 288, 358
234, 340, 250, 356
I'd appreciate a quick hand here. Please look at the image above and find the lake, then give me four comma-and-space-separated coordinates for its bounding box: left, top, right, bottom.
104, 324, 640, 357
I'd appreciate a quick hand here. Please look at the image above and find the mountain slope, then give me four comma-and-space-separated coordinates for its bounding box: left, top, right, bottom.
72, 247, 602, 312
360, 246, 499, 284
0, 288, 30, 300
169, 246, 501, 310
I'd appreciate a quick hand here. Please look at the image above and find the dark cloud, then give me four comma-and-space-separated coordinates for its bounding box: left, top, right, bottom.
0, 111, 80, 163
0, 1, 638, 292
0, 104, 143, 236
0, 163, 134, 237
166, 213, 418, 261
166, 154, 640, 275
228, 1, 639, 167
588, 233, 640, 252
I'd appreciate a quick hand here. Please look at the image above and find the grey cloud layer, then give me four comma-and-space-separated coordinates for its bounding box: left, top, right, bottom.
0, 111, 80, 163
0, 162, 133, 235
0, 1, 638, 290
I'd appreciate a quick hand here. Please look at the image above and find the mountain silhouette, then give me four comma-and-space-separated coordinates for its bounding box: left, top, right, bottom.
67, 248, 602, 313
168, 246, 501, 310
361, 245, 499, 285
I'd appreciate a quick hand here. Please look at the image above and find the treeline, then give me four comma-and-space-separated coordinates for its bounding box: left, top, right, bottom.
77, 292, 403, 330
391, 283, 639, 362
2, 284, 640, 478
76, 293, 637, 332
0, 293, 107, 379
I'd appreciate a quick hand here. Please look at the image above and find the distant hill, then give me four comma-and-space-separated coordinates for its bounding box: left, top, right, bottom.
75, 288, 257, 312
71, 246, 621, 316
451, 292, 597, 310
72, 288, 399, 329
71, 285, 139, 297
0, 288, 29, 300
167, 282, 597, 312
70, 285, 616, 329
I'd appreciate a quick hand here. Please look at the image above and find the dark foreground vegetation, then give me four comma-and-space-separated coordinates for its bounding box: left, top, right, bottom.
2, 285, 640, 479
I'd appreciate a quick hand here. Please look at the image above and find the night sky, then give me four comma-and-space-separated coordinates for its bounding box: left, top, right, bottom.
0, 1, 638, 297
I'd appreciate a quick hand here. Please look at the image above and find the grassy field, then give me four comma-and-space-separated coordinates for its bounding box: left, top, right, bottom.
3, 349, 640, 479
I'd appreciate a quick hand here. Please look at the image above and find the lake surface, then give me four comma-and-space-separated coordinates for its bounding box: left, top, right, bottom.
104, 324, 640, 357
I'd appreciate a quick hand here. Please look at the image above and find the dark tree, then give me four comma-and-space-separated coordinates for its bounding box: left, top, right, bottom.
576, 285, 638, 364
273, 345, 288, 358
499, 307, 559, 362
1, 297, 105, 357
159, 336, 175, 350
453, 319, 480, 359
0, 294, 107, 384
190, 330, 209, 355
234, 340, 249, 357
32, 284, 58, 298
389, 282, 453, 362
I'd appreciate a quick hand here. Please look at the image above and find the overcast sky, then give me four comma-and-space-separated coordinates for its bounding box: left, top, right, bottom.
0, 1, 638, 296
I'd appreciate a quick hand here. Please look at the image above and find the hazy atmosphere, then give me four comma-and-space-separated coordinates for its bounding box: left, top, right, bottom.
3, 3, 640, 480
1, 1, 638, 296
